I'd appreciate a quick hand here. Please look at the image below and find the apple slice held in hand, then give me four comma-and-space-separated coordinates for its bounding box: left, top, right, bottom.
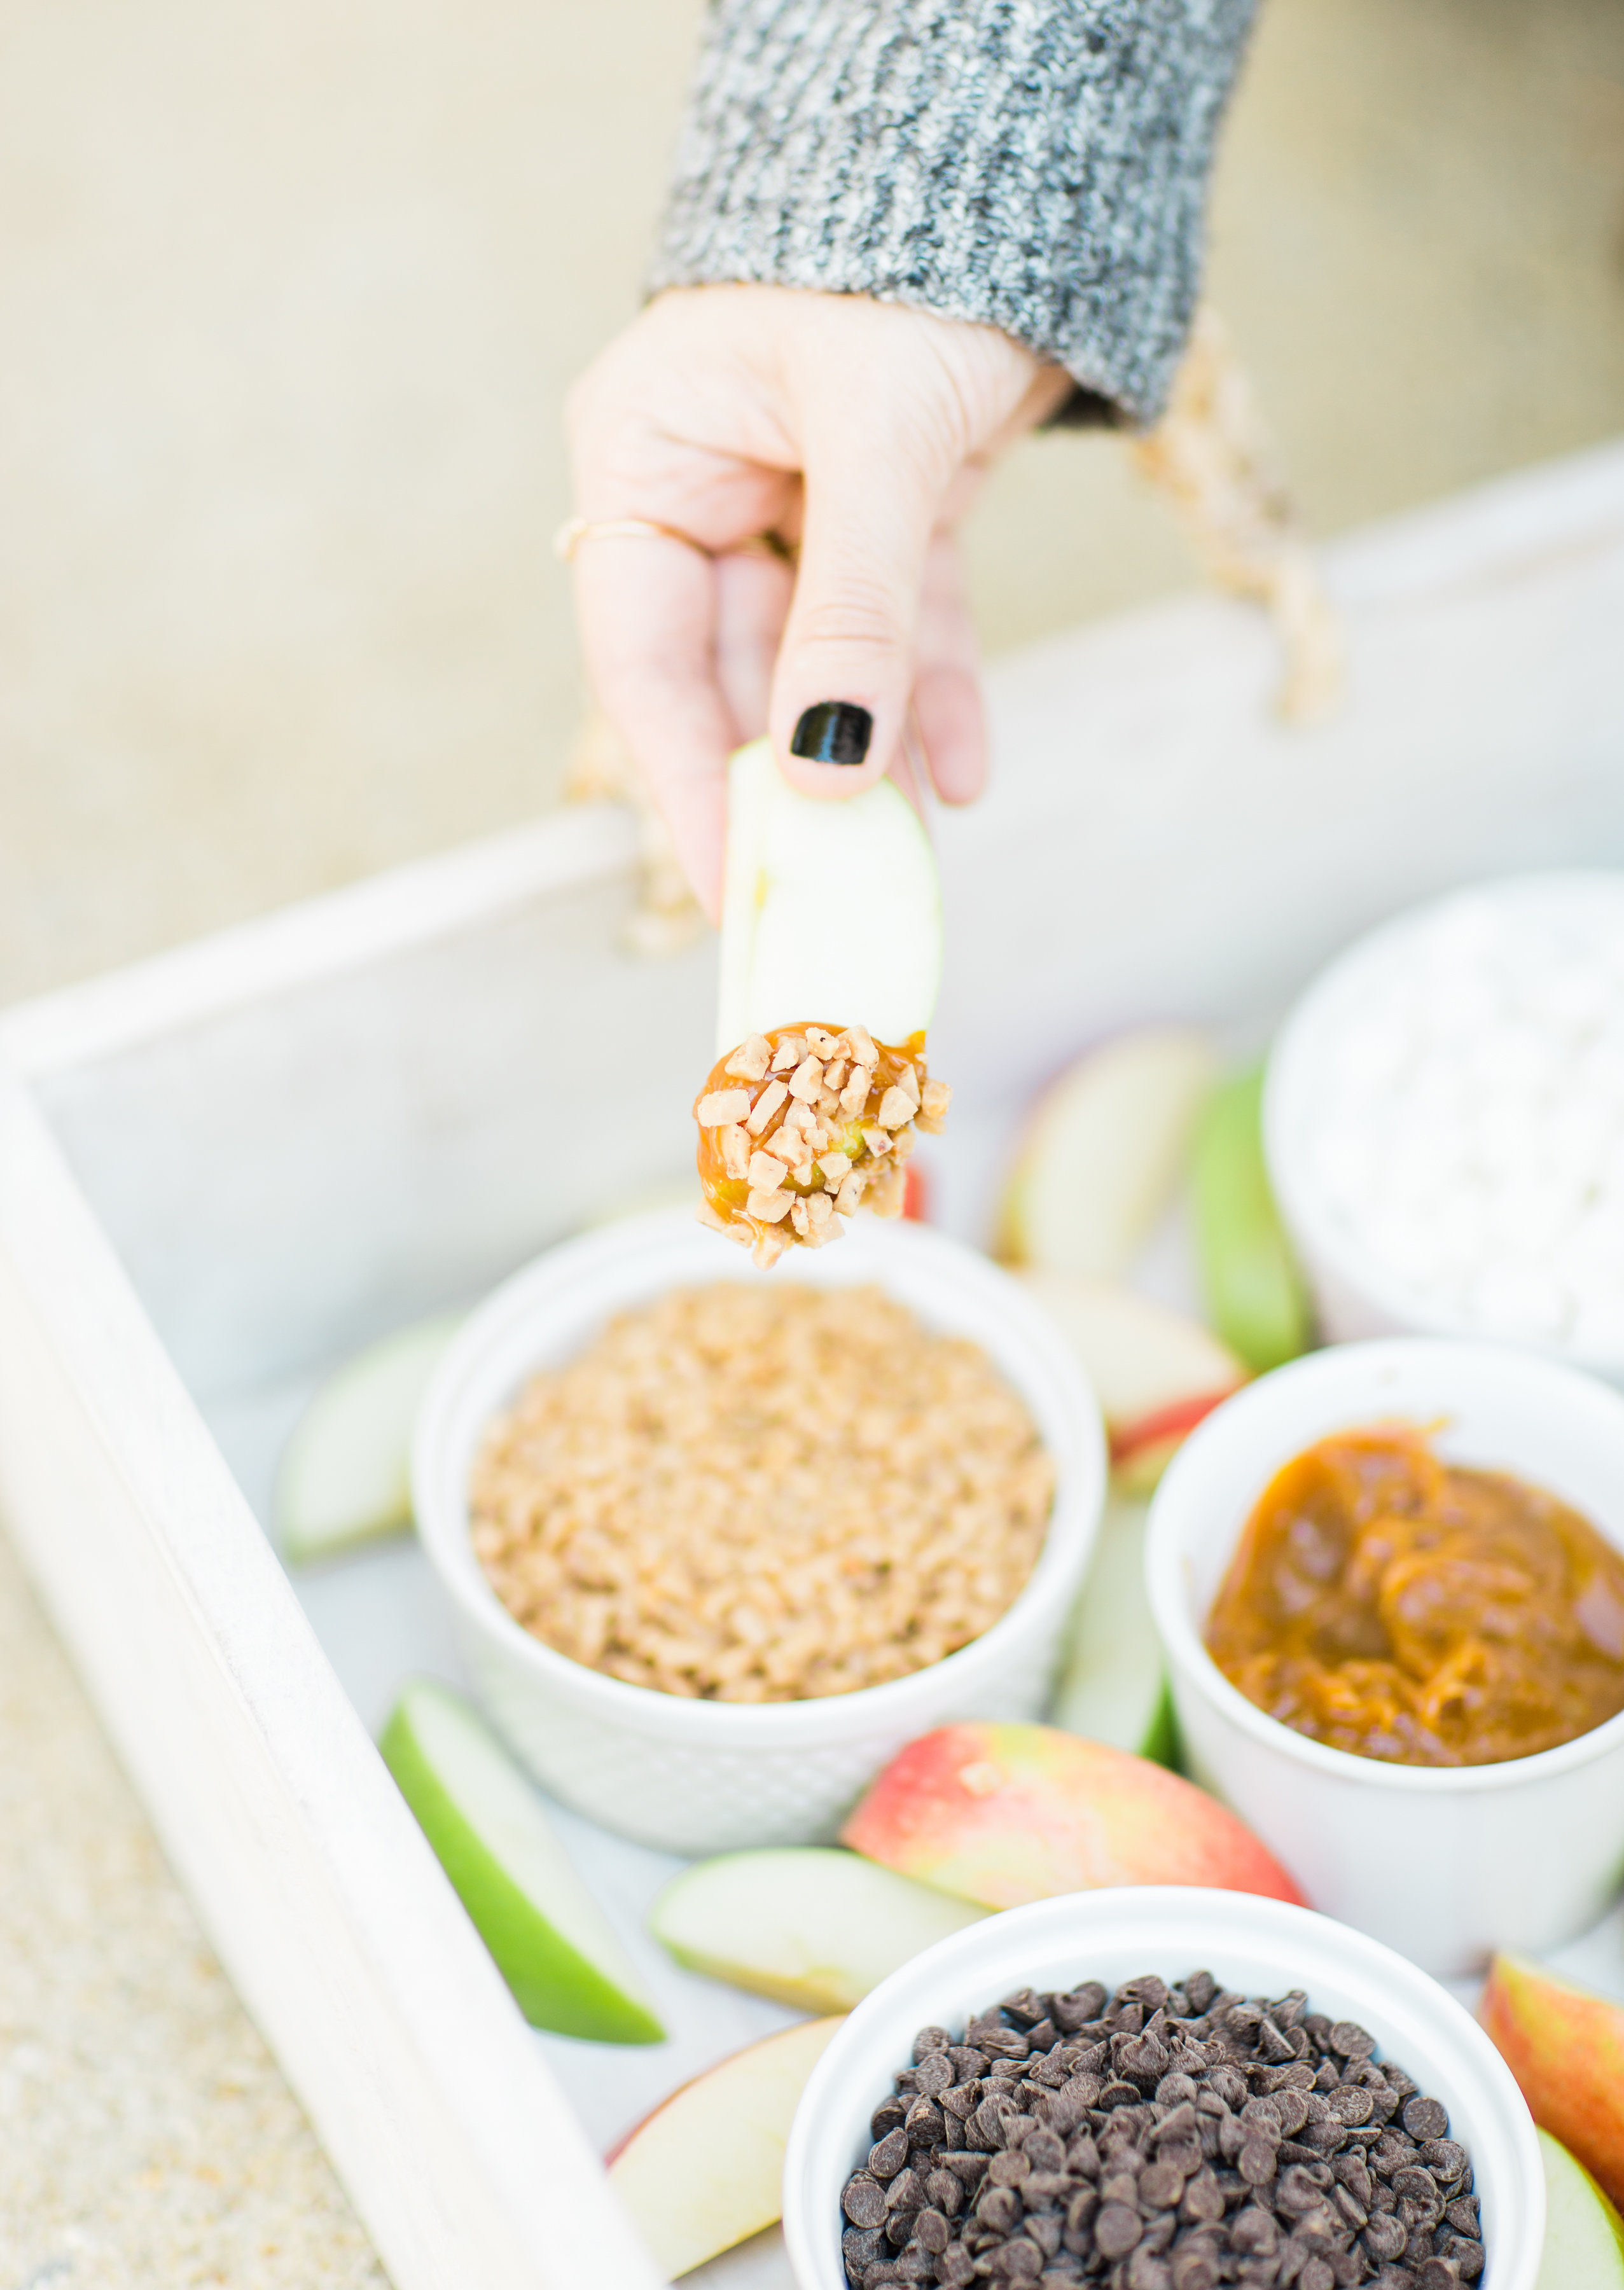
380, 1678, 664, 2044
275, 1311, 462, 1563
998, 1027, 1218, 1277
842, 1721, 1305, 1910
716, 737, 941, 1057
1481, 1953, 1624, 2211
1539, 2128, 1624, 2289
609, 2016, 845, 2280
648, 1847, 988, 2013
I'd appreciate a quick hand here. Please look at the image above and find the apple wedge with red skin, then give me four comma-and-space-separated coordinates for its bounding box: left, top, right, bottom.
1482, 1953, 1624, 2213
607, 2016, 845, 2279
841, 1721, 1306, 1910
1015, 1272, 1246, 1495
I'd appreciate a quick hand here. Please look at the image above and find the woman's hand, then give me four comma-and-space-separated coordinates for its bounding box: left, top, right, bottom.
565, 286, 1071, 915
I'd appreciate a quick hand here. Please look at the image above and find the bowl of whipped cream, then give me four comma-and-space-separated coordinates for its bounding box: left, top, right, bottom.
1265, 871, 1624, 1382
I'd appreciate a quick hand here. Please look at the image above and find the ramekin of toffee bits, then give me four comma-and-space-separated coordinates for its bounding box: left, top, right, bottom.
412, 1212, 1104, 1855
782, 1895, 1545, 2290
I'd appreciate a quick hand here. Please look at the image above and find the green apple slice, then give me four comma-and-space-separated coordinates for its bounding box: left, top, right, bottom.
380, 1678, 665, 2043
1052, 1493, 1179, 1767
716, 738, 941, 1055
648, 1847, 987, 2013
275, 1312, 462, 1564
1539, 2128, 1624, 2288
998, 1027, 1218, 1275
1191, 1064, 1314, 1372
609, 2016, 845, 2279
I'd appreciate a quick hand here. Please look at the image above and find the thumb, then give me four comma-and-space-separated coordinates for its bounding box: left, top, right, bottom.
769, 429, 945, 799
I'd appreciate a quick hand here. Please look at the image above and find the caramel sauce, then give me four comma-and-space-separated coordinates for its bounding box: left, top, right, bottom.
1205, 1424, 1624, 1766
694, 1023, 940, 1266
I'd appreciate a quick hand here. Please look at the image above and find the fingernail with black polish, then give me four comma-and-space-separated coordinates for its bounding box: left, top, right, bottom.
791, 701, 873, 767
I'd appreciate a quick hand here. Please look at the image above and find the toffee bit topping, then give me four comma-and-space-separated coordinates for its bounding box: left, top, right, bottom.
746, 1079, 790, 1135
693, 1023, 947, 1265
725, 1033, 773, 1081
696, 1088, 751, 1128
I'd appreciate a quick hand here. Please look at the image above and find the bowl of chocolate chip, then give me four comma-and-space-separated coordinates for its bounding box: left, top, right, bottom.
782, 1887, 1543, 2290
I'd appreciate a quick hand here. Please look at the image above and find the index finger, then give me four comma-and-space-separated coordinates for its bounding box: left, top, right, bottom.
570, 532, 734, 920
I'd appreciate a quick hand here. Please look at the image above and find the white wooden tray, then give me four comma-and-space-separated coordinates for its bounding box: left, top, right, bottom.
3, 438, 1623, 2290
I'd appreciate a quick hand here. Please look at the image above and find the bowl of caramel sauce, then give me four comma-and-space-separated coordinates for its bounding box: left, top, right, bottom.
1146, 1338, 1624, 1976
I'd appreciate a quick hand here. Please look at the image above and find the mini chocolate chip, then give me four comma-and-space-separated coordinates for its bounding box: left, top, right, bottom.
884, 2167, 924, 2216
843, 2176, 888, 2228
870, 2128, 909, 2180
1140, 2161, 1186, 2209
1422, 2138, 1467, 2180
843, 2224, 885, 2272
871, 2097, 907, 2139
1362, 2211, 1410, 2260
1180, 2171, 1225, 2225
976, 2184, 1022, 2235
1443, 2195, 1481, 2237
914, 2208, 950, 2255
1094, 2202, 1144, 2258
914, 2025, 952, 2060
1326, 2086, 1373, 2126
1023, 2128, 1066, 2174
1238, 2142, 1278, 2186
989, 2150, 1032, 2186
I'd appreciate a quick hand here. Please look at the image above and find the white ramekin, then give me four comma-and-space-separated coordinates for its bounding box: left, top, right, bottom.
412, 1208, 1104, 1855
1263, 871, 1624, 1384
783, 1887, 1543, 2290
1146, 1336, 1624, 1975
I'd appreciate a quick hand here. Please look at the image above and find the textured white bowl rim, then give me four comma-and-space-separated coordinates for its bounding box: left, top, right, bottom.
782, 1887, 1544, 2290
412, 1207, 1105, 1745
1146, 1335, 1624, 1794
1263, 870, 1624, 1376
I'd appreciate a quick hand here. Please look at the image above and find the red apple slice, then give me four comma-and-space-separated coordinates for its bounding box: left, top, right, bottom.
607, 2016, 845, 2279
998, 1027, 1218, 1276
1482, 1953, 1624, 2212
841, 1721, 1305, 1910
1015, 1271, 1245, 1492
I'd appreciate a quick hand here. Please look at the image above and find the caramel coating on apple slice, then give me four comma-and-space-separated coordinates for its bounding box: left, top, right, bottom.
694, 1023, 950, 1266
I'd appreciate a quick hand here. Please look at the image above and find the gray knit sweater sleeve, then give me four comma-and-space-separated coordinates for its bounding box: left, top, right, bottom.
651, 0, 1258, 426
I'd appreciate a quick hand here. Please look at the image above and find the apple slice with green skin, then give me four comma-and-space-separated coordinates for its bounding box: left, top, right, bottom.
648, 1847, 989, 2013
1191, 1063, 1313, 1373
380, 1677, 664, 2043
275, 1311, 462, 1563
1539, 2128, 1624, 2289
997, 1027, 1218, 1276
1016, 1271, 1245, 1495
1481, 1953, 1624, 2211
608, 2016, 845, 2279
1051, 1494, 1179, 1766
841, 1720, 1305, 1910
716, 737, 941, 1055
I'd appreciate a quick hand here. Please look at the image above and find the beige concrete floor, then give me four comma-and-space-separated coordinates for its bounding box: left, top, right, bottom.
1, 0, 1622, 2278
